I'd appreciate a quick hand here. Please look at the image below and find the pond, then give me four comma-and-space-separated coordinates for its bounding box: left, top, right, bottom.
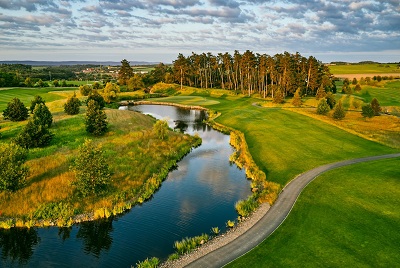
0, 104, 251, 267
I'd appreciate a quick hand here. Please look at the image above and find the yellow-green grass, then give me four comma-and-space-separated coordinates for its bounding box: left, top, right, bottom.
229, 157, 400, 267
354, 80, 400, 107
0, 95, 198, 223
0, 87, 77, 112
329, 63, 400, 74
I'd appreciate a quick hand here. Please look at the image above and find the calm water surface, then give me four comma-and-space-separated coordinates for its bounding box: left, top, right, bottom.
0, 104, 251, 267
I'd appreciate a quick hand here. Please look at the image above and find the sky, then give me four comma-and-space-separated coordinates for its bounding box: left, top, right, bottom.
0, 0, 399, 63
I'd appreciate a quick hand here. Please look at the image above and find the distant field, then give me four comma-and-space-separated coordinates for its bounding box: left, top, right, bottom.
0, 87, 76, 111
329, 63, 400, 74
229, 157, 400, 267
354, 80, 400, 106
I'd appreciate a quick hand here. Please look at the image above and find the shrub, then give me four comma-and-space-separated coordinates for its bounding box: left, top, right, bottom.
332, 100, 346, 120
371, 98, 382, 116
316, 99, 330, 115
226, 220, 235, 228
211, 226, 220, 235
70, 139, 111, 197
272, 89, 284, 104
153, 120, 169, 140
291, 88, 302, 107
15, 116, 54, 148
79, 84, 93, 96
2, 98, 29, 121
29, 95, 45, 114
64, 93, 81, 115
235, 196, 259, 217
87, 90, 106, 109
0, 143, 29, 192
32, 103, 53, 128
361, 104, 374, 118
85, 100, 108, 136
135, 257, 159, 268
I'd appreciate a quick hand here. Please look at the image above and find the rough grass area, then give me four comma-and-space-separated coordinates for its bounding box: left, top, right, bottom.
228, 158, 400, 267
354, 80, 400, 107
0, 88, 199, 226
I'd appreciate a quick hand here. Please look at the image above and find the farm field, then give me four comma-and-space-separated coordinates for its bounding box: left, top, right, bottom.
228, 157, 400, 267
329, 63, 400, 74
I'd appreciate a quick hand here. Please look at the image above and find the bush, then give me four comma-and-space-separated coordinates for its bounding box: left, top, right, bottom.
79, 84, 93, 96
361, 104, 374, 118
153, 120, 169, 140
29, 95, 45, 114
0, 143, 29, 192
85, 100, 108, 136
325, 92, 336, 109
87, 90, 106, 109
332, 100, 346, 120
371, 98, 382, 116
70, 139, 111, 197
235, 196, 259, 217
32, 103, 53, 128
64, 93, 81, 115
3, 98, 29, 121
316, 99, 330, 115
272, 89, 284, 104
15, 113, 54, 149
135, 257, 159, 268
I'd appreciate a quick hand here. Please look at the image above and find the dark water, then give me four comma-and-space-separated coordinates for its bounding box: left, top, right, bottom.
0, 105, 251, 267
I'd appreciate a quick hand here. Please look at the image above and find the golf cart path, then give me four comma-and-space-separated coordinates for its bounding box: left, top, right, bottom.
186, 153, 400, 268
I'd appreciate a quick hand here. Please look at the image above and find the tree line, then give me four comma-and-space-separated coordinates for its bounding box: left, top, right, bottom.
170, 51, 334, 97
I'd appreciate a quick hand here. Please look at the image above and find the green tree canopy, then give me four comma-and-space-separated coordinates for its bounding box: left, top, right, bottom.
79, 84, 93, 96
85, 100, 108, 136
0, 143, 29, 192
64, 93, 81, 115
87, 90, 106, 109
3, 98, 29, 121
71, 139, 111, 197
32, 103, 53, 128
118, 59, 133, 86
30, 95, 46, 114
102, 82, 120, 103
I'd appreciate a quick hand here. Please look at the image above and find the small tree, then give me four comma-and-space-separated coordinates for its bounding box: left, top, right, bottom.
64, 93, 81, 115
127, 74, 144, 91
325, 92, 336, 109
15, 117, 54, 148
291, 88, 302, 107
315, 85, 326, 100
354, 84, 362, 92
153, 120, 169, 140
3, 98, 29, 121
361, 104, 374, 118
102, 82, 120, 103
0, 143, 29, 192
85, 100, 108, 136
30, 95, 46, 114
370, 98, 382, 116
32, 103, 53, 128
352, 78, 358, 85
317, 99, 330, 115
272, 89, 284, 104
71, 139, 111, 197
79, 84, 93, 96
87, 91, 106, 109
332, 100, 346, 120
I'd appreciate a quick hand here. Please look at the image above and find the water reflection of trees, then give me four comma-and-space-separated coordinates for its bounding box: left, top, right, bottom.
0, 228, 40, 264
76, 218, 113, 257
58, 227, 72, 241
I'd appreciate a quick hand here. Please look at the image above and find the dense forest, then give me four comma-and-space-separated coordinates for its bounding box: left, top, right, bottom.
170, 51, 333, 97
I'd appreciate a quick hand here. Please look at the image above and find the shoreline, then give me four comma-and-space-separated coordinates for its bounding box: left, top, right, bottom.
160, 202, 270, 268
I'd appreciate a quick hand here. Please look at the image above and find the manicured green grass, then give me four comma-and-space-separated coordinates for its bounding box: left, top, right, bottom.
329, 64, 400, 74
0, 87, 76, 111
354, 80, 400, 106
229, 158, 400, 267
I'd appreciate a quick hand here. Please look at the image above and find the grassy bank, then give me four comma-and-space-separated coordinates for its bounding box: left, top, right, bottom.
228, 157, 400, 267
0, 88, 200, 228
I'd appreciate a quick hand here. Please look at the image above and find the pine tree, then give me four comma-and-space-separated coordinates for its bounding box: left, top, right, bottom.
30, 95, 45, 114
87, 91, 106, 109
317, 99, 330, 115
85, 100, 107, 136
3, 98, 29, 121
332, 100, 346, 120
32, 103, 53, 128
64, 93, 81, 115
370, 98, 382, 116
118, 59, 133, 85
361, 104, 374, 118
292, 88, 302, 107
325, 92, 336, 109
315, 85, 326, 100
272, 89, 285, 104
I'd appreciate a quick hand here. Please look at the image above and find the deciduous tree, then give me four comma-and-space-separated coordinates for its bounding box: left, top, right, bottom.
101, 82, 120, 103
71, 139, 111, 197
0, 143, 29, 192
85, 100, 107, 136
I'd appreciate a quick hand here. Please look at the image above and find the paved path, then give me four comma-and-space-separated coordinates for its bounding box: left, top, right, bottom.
186, 153, 400, 268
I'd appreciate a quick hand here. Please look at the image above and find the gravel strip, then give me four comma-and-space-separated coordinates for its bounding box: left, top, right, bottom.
160, 202, 270, 268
